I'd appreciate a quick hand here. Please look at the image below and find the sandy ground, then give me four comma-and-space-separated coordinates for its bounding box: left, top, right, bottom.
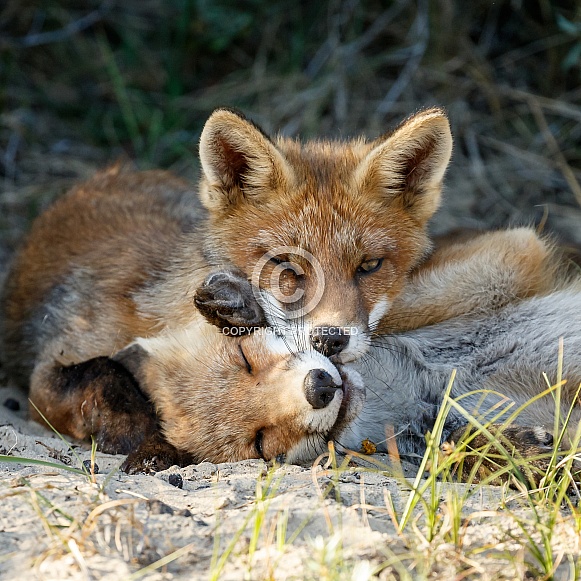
2, 385, 581, 580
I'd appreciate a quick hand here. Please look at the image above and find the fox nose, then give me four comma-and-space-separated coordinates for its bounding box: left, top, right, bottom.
310, 327, 349, 357
304, 369, 341, 409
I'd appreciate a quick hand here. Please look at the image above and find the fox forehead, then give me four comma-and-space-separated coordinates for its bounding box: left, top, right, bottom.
248, 207, 399, 257
207, 138, 426, 260
211, 195, 429, 300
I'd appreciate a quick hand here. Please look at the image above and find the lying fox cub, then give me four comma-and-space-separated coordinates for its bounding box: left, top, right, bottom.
205, 255, 581, 481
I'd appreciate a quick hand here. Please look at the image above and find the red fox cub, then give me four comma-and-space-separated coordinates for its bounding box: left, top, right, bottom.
195, 107, 455, 361
197, 239, 580, 482
2, 107, 458, 388
195, 108, 559, 357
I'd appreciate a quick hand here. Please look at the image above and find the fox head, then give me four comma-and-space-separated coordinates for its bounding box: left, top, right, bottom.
197, 108, 453, 362
117, 319, 364, 464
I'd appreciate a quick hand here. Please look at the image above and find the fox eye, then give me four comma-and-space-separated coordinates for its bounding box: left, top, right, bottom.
239, 345, 252, 374
357, 258, 383, 275
254, 429, 265, 459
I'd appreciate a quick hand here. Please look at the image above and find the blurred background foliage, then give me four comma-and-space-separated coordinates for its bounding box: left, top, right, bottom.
0, 0, 580, 261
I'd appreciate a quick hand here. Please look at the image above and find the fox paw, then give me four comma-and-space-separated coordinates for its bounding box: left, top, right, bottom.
43, 356, 157, 455
446, 424, 557, 486
194, 270, 266, 331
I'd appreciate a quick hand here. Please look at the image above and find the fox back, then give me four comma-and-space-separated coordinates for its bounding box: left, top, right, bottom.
1, 166, 207, 384
344, 281, 581, 459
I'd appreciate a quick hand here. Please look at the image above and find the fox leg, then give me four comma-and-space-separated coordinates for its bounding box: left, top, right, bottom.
121, 430, 194, 474
29, 355, 157, 454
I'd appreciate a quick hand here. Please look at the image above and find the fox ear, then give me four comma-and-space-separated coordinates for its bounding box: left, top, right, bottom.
198, 108, 292, 212
355, 108, 452, 224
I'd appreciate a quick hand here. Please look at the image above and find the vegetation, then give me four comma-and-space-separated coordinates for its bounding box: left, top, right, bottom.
3, 374, 581, 578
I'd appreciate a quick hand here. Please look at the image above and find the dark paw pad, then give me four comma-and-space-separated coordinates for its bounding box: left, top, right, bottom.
506, 426, 553, 448
194, 270, 266, 331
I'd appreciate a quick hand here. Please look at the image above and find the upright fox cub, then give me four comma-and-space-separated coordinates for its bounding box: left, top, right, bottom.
196, 107, 454, 360
2, 107, 459, 389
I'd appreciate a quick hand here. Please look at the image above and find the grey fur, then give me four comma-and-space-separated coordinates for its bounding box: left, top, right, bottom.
342, 286, 581, 460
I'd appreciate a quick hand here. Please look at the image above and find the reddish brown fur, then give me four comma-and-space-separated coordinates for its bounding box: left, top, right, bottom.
198, 108, 453, 352
29, 356, 157, 454
110, 316, 363, 470
135, 330, 311, 462
384, 227, 568, 333
2, 166, 207, 383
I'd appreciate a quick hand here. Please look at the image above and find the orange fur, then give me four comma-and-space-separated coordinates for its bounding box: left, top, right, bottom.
384, 227, 568, 333
197, 107, 453, 358
2, 108, 454, 437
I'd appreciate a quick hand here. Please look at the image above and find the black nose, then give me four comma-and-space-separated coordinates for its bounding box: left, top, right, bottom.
310, 327, 349, 357
304, 369, 341, 409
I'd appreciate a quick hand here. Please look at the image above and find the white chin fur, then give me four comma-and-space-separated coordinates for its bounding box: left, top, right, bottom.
333, 330, 369, 363
285, 435, 329, 463
338, 365, 365, 422
290, 351, 344, 434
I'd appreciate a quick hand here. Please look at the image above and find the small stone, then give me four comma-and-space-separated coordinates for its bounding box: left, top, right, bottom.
82, 459, 99, 474
168, 473, 183, 488
3, 398, 20, 412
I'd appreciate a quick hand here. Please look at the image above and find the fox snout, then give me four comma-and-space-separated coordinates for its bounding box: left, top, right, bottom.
304, 368, 342, 409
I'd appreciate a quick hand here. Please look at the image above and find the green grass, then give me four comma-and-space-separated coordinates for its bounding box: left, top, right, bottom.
202, 366, 581, 578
